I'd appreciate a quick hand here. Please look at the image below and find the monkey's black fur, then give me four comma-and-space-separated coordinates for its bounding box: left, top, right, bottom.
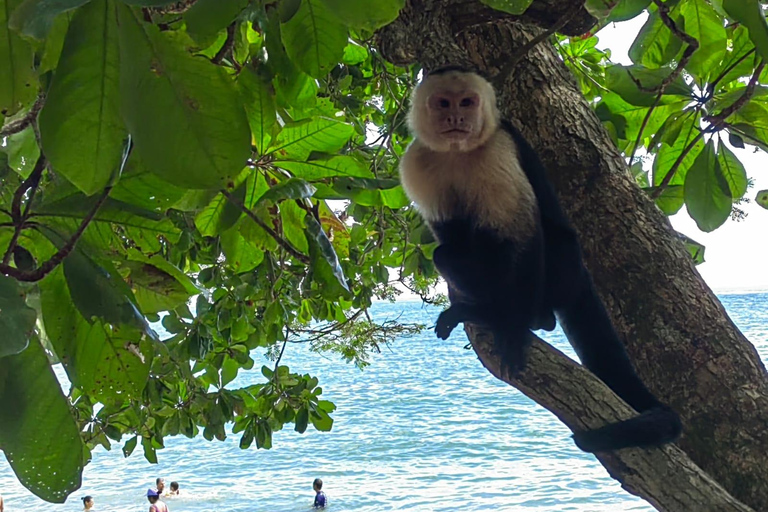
430, 121, 682, 453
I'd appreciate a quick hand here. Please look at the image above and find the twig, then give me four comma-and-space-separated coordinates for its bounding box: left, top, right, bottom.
495, 2, 583, 85
0, 185, 112, 282
704, 61, 767, 127
3, 155, 47, 265
649, 130, 704, 199
706, 49, 756, 98
626, 0, 698, 95
220, 188, 311, 264
0, 93, 45, 138
212, 23, 237, 65
628, 94, 664, 165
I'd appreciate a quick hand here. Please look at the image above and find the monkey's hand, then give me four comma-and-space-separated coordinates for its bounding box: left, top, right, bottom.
435, 306, 463, 340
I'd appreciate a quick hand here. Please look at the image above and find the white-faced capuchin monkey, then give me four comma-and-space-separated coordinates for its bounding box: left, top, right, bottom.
399, 67, 682, 453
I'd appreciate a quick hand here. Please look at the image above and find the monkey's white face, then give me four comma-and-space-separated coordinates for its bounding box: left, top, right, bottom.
408, 71, 500, 153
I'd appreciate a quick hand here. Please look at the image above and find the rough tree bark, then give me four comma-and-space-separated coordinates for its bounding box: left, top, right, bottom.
376, 1, 768, 510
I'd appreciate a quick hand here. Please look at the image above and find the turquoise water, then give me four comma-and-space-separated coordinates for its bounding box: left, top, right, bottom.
2, 294, 767, 511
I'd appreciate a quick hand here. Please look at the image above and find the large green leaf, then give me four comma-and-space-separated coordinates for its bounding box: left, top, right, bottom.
195, 182, 246, 237
0, 275, 36, 357
7, 0, 90, 39
184, 0, 250, 48
117, 4, 250, 189
39, 0, 126, 196
0, 335, 84, 502
318, 0, 403, 31
607, 0, 650, 22
281, 0, 347, 79
274, 155, 372, 179
256, 177, 316, 207
306, 213, 349, 293
221, 221, 265, 273
237, 67, 276, 156
0, 125, 39, 178
629, 11, 682, 69
684, 140, 732, 232
269, 117, 354, 160
280, 200, 309, 254
605, 65, 692, 106
0, 0, 36, 116
716, 143, 748, 200
722, 0, 768, 61
679, 0, 727, 82
479, 0, 533, 15
40, 268, 150, 399
110, 155, 187, 211
652, 126, 705, 215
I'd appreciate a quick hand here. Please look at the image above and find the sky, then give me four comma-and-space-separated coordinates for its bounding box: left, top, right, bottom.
592, 16, 768, 292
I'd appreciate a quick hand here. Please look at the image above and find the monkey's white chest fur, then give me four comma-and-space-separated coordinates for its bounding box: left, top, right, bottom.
399, 130, 538, 239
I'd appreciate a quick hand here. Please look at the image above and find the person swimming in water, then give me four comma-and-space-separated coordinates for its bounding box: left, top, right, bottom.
146, 489, 169, 512
82, 495, 94, 511
312, 478, 327, 508
168, 482, 180, 496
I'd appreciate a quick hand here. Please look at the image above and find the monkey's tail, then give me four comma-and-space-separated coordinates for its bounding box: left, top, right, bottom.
556, 277, 682, 452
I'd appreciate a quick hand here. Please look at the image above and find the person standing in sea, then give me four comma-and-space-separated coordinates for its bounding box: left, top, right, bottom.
312, 478, 327, 508
146, 489, 169, 512
82, 495, 95, 510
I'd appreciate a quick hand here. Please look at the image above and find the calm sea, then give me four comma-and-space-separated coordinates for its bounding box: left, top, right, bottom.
2, 294, 767, 511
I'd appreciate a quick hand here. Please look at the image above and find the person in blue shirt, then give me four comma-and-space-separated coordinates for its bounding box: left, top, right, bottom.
312, 478, 327, 508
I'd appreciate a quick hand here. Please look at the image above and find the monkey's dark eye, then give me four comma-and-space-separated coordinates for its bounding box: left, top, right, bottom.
460, 97, 474, 107
438, 98, 450, 108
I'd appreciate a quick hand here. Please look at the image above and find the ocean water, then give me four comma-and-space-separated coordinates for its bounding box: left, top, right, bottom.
1, 294, 767, 512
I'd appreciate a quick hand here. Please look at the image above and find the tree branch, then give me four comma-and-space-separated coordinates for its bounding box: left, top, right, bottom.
0, 93, 45, 138
212, 23, 236, 65
704, 61, 767, 128
220, 189, 311, 264
0, 185, 112, 282
466, 325, 755, 511
3, 155, 47, 265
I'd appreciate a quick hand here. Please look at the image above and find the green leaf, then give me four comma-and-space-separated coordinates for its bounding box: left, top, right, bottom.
605, 65, 692, 106
678, 233, 706, 265
221, 357, 239, 387
722, 0, 768, 61
117, 4, 250, 189
317, 0, 403, 30
281, 0, 347, 79
342, 42, 368, 65
756, 189, 768, 209
306, 213, 349, 293
109, 155, 187, 211
652, 128, 705, 215
585, 0, 618, 19
38, 0, 126, 196
221, 222, 265, 273
716, 143, 747, 200
269, 117, 354, 160
7, 0, 90, 40
255, 177, 316, 207
122, 436, 138, 457
280, 200, 309, 254
141, 436, 157, 464
0, 0, 36, 116
630, 11, 680, 68
184, 0, 250, 48
0, 275, 36, 357
40, 268, 150, 400
195, 183, 246, 237
684, 140, 732, 232
607, 0, 650, 22
237, 67, 276, 156
679, 0, 727, 81
274, 155, 372, 179
0, 336, 84, 502
649, 110, 692, 149
0, 125, 39, 178
479, 0, 533, 15
38, 10, 71, 73
124, 260, 192, 313
729, 132, 745, 149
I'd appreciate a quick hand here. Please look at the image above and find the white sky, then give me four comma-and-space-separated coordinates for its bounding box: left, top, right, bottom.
594, 16, 768, 292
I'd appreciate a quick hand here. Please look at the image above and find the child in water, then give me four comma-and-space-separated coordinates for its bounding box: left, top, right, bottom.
169, 482, 180, 496
313, 478, 327, 508
146, 489, 169, 512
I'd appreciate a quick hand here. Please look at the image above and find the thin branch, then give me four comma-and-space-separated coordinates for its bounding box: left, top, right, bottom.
706, 48, 756, 98
3, 155, 47, 265
628, 94, 664, 165
704, 61, 767, 127
0, 186, 112, 282
495, 2, 584, 86
0, 93, 45, 138
212, 23, 237, 65
650, 130, 704, 199
220, 188, 311, 264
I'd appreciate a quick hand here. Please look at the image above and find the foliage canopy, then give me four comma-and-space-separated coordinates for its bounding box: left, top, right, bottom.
1, 0, 767, 503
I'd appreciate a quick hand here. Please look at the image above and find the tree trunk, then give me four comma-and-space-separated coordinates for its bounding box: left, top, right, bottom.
377, 1, 768, 510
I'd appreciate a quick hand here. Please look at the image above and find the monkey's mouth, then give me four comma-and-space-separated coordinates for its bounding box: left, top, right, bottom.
442, 128, 471, 139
